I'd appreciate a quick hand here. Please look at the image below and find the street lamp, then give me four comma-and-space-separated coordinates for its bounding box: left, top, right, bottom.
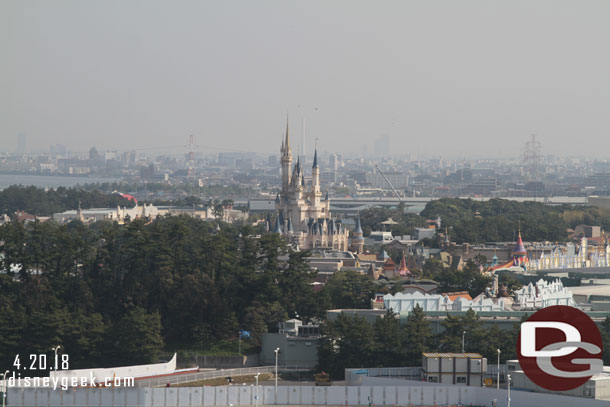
462, 331, 466, 353
1, 370, 10, 407
497, 349, 501, 390
51, 345, 61, 370
255, 372, 260, 407
507, 374, 511, 407
274, 348, 280, 394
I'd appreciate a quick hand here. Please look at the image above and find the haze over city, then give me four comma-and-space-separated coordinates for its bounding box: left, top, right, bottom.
3, 0, 610, 157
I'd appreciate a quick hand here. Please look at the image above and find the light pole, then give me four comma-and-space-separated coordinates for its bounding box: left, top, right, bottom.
1, 370, 10, 407
507, 374, 511, 407
462, 331, 466, 353
255, 372, 260, 407
496, 349, 501, 390
274, 348, 280, 394
51, 345, 61, 370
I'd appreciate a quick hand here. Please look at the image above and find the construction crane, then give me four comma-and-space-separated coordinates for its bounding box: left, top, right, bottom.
375, 164, 403, 202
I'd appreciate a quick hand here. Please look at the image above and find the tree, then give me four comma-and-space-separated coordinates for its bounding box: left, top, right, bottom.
317, 314, 375, 379
403, 305, 433, 366
322, 270, 376, 309
439, 309, 483, 353
373, 310, 403, 366
109, 307, 164, 365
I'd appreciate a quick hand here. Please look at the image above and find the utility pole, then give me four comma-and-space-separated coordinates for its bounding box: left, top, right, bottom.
497, 349, 501, 390
462, 330, 466, 353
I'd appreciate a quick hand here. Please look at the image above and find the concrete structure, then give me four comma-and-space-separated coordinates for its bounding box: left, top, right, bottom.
260, 319, 320, 369
422, 353, 487, 386
507, 359, 610, 401
274, 121, 349, 251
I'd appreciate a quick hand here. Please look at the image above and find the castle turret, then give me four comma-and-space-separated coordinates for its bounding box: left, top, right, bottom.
280, 118, 292, 190
351, 212, 364, 253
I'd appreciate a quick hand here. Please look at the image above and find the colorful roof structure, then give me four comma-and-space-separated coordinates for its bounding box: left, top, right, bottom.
397, 252, 412, 276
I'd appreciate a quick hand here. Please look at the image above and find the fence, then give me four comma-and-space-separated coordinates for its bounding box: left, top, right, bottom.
159, 354, 260, 369
8, 384, 610, 407
346, 365, 508, 386
345, 367, 422, 385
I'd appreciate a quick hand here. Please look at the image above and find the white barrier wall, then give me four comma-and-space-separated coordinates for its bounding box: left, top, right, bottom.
49, 354, 177, 382
7, 384, 610, 407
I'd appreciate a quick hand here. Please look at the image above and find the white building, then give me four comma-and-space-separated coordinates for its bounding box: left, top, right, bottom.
513, 278, 576, 309
383, 292, 508, 313
52, 204, 159, 224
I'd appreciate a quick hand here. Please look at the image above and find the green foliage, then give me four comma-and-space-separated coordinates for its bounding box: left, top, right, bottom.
0, 215, 322, 367
319, 307, 516, 379
424, 260, 491, 298
601, 318, 610, 366
402, 305, 434, 366
359, 207, 426, 237
0, 185, 132, 216
419, 197, 609, 243
317, 314, 375, 378
322, 270, 377, 309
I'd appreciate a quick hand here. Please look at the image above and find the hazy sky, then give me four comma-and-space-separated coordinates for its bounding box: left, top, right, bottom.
2, 1, 610, 158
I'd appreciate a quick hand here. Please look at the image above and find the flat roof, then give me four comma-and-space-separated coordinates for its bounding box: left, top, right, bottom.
569, 285, 610, 296
423, 352, 483, 358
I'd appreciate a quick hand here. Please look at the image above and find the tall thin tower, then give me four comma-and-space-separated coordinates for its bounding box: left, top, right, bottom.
522, 134, 541, 181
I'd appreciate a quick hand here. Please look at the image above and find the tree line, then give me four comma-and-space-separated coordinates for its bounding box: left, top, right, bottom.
318, 308, 610, 379
0, 215, 370, 371
0, 185, 132, 216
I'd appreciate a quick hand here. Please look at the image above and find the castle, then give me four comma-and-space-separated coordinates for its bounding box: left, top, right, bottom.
271, 120, 350, 251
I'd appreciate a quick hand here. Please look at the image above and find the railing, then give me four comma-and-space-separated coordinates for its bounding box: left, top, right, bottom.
344, 367, 422, 385
135, 365, 309, 388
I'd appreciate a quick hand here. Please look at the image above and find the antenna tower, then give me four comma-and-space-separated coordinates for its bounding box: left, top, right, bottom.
522, 134, 541, 181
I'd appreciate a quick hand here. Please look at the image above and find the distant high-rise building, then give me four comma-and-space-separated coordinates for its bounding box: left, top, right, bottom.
89, 147, 99, 161
50, 144, 66, 156
374, 134, 390, 156
329, 153, 339, 172
15, 133, 26, 154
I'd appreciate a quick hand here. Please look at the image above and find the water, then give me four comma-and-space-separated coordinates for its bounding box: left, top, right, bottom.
0, 174, 122, 190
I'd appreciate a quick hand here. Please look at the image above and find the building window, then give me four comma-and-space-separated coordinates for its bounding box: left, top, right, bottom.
457, 377, 466, 383
427, 377, 438, 383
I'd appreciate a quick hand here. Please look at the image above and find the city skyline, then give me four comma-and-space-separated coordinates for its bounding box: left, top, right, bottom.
3, 1, 610, 157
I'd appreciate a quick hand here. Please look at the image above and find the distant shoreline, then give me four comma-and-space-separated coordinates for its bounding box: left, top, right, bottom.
0, 170, 121, 179
0, 173, 122, 190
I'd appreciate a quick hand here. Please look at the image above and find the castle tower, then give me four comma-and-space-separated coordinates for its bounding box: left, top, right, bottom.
274, 118, 349, 251
280, 118, 292, 190
311, 148, 321, 206
351, 212, 364, 253
512, 229, 528, 269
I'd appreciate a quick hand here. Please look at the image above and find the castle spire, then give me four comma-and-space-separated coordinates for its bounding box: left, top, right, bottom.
313, 148, 318, 168
284, 115, 290, 154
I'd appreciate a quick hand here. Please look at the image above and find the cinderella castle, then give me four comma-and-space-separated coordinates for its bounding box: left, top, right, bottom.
268, 121, 350, 251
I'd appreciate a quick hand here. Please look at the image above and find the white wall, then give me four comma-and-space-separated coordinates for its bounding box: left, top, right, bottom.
8, 384, 610, 407
48, 353, 177, 382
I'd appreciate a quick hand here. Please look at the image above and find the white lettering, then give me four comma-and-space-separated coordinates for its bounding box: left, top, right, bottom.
521, 322, 580, 357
